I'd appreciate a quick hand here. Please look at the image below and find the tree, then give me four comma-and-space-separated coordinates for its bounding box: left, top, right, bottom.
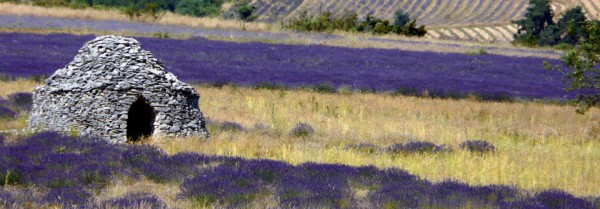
550, 20, 600, 113
235, 1, 257, 22
393, 9, 410, 27
404, 19, 427, 36
175, 0, 223, 17
513, 0, 555, 46
557, 6, 588, 45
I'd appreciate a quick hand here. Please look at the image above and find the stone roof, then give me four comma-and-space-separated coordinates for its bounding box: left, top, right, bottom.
41, 35, 195, 95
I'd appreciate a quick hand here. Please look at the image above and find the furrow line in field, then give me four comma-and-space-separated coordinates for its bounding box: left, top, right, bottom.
432, 0, 463, 25
372, 0, 387, 18
476, 0, 505, 25
254, 0, 270, 16
507, 0, 527, 21
482, 26, 507, 42
426, 30, 441, 38
484, 0, 514, 24
495, 25, 515, 41
416, 0, 442, 24
581, 0, 600, 19
461, 27, 480, 40
411, 0, 432, 22
420, 0, 449, 25
463, 0, 494, 25
449, 0, 482, 25
355, 0, 371, 17
403, 0, 420, 18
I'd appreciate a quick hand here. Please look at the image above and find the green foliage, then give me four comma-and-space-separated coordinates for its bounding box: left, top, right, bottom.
538, 23, 561, 46
557, 6, 588, 45
122, 2, 165, 21
15, 0, 188, 15
175, 0, 223, 17
393, 9, 410, 27
553, 43, 573, 51
32, 0, 69, 7
465, 48, 489, 56
284, 9, 426, 37
152, 31, 170, 38
403, 19, 427, 36
235, 1, 256, 22
513, 0, 555, 46
514, 1, 588, 47
552, 20, 600, 113
311, 83, 336, 93
1, 170, 20, 187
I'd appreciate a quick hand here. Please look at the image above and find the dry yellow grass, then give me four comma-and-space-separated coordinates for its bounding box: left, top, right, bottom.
0, 79, 38, 98
0, 2, 272, 32
96, 178, 196, 208
152, 85, 600, 197
2, 80, 600, 198
0, 79, 38, 131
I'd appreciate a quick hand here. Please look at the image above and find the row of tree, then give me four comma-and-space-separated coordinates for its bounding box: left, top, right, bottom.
5, 0, 254, 20
283, 9, 427, 37
513, 0, 590, 47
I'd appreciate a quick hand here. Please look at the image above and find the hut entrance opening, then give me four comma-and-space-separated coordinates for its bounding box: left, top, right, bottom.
127, 96, 156, 142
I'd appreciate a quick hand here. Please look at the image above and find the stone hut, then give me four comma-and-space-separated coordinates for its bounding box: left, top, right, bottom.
28, 35, 209, 144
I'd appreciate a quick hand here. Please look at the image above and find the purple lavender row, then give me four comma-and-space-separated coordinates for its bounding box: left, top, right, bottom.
0, 132, 596, 208
0, 32, 577, 100
0, 15, 561, 57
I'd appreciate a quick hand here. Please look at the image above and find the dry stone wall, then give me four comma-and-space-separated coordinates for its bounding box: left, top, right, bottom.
28, 35, 209, 144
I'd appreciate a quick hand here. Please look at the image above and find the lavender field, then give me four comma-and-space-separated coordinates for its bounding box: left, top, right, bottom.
0, 32, 577, 100
1, 132, 597, 208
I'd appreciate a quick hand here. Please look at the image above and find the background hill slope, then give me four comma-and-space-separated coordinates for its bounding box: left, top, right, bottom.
244, 0, 587, 42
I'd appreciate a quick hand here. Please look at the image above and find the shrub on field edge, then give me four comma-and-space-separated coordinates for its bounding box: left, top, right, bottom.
460, 140, 496, 153
219, 121, 246, 132
253, 81, 286, 91
97, 192, 168, 209
8, 92, 33, 111
385, 141, 447, 154
345, 143, 379, 154
0, 106, 15, 119
235, 1, 257, 22
175, 0, 223, 18
290, 122, 315, 137
311, 83, 337, 93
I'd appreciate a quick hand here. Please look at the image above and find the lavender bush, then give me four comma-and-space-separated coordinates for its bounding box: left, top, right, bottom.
0, 132, 596, 208
533, 190, 593, 209
384, 141, 448, 154
97, 192, 167, 209
219, 121, 246, 132
0, 92, 33, 120
0, 132, 220, 207
460, 140, 496, 153
290, 122, 315, 137
0, 107, 15, 119
0, 33, 581, 101
7, 92, 33, 111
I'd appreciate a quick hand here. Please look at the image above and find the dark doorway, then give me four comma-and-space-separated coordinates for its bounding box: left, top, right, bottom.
127, 96, 156, 142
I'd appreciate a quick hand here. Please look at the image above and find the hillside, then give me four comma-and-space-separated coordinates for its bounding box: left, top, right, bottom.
244, 0, 582, 42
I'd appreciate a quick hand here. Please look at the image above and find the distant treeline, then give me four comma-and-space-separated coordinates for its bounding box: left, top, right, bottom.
283, 9, 427, 37
514, 0, 600, 48
2, 0, 232, 18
